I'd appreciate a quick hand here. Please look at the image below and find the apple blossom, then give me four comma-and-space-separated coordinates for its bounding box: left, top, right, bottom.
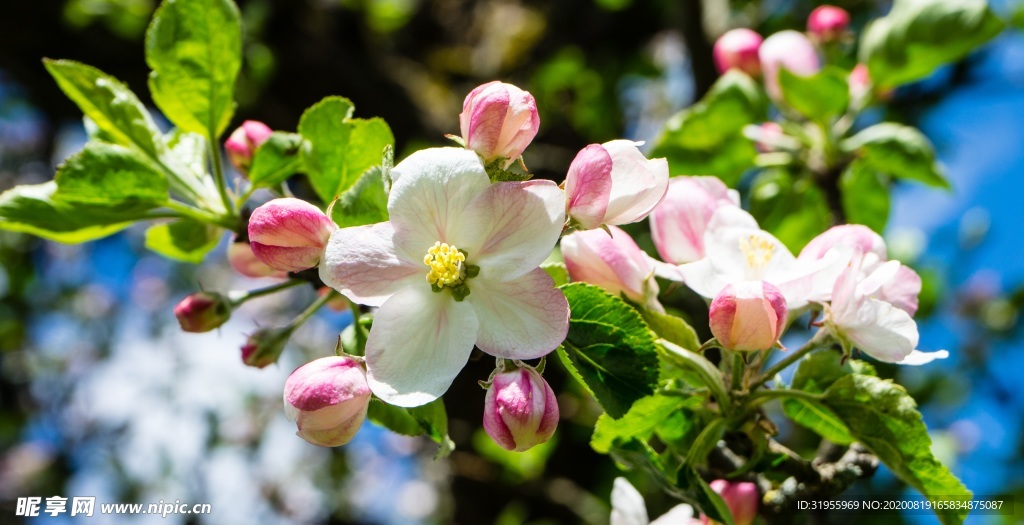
248, 198, 337, 273
564, 140, 669, 230
708, 480, 759, 525
611, 477, 701, 525
240, 326, 292, 368
319, 147, 568, 407
459, 81, 540, 169
174, 291, 231, 332
225, 120, 273, 174
709, 281, 787, 352
283, 356, 371, 447
483, 364, 558, 452
561, 226, 662, 311
713, 28, 763, 76
228, 237, 284, 278
649, 176, 740, 264
807, 5, 851, 42
759, 30, 821, 99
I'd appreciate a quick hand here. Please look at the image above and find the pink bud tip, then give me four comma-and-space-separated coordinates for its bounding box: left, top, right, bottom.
240, 326, 292, 369
709, 281, 788, 352
248, 198, 337, 273
713, 28, 764, 76
459, 81, 540, 169
710, 480, 759, 525
483, 366, 559, 452
808, 5, 851, 41
173, 292, 231, 333
225, 120, 273, 174
284, 356, 372, 447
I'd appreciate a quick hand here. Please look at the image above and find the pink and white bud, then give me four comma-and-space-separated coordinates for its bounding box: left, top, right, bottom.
484, 366, 559, 452
713, 28, 764, 76
459, 81, 540, 169
174, 291, 231, 333
561, 226, 660, 309
807, 5, 851, 42
709, 281, 788, 352
849, 63, 872, 100
759, 30, 821, 99
228, 238, 285, 278
248, 198, 337, 273
708, 480, 759, 525
284, 356, 372, 447
798, 224, 887, 262
564, 140, 669, 230
240, 326, 293, 369
649, 176, 739, 264
225, 120, 273, 174
754, 122, 785, 153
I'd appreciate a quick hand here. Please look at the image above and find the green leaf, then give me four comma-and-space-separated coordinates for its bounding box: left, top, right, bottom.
144, 219, 220, 263
859, 0, 1004, 89
472, 429, 557, 481
145, 0, 241, 138
782, 397, 854, 445
844, 123, 949, 189
0, 182, 147, 243
54, 142, 169, 206
329, 167, 389, 228
407, 398, 455, 458
684, 417, 727, 467
44, 59, 164, 157
638, 307, 701, 354
790, 350, 876, 395
840, 161, 890, 232
778, 66, 850, 124
540, 262, 569, 287
165, 129, 208, 177
591, 394, 700, 454
651, 71, 767, 185
556, 283, 659, 418
249, 132, 303, 187
749, 169, 831, 252
298, 96, 395, 203
823, 375, 972, 524
657, 339, 730, 409
367, 398, 426, 436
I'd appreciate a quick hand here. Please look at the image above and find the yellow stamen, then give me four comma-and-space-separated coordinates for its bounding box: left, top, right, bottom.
424, 241, 467, 287
739, 234, 775, 270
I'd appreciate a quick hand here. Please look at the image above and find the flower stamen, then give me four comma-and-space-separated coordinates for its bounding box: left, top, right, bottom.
740, 234, 775, 270
424, 241, 467, 287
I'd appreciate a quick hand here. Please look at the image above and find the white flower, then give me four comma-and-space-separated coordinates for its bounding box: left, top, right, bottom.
611, 478, 700, 525
319, 148, 569, 407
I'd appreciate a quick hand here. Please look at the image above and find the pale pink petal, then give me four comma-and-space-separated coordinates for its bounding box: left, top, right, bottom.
365, 285, 479, 407
561, 226, 651, 302
250, 243, 325, 273
650, 505, 697, 525
461, 81, 510, 157
798, 224, 887, 262
602, 140, 670, 226
319, 223, 422, 307
467, 268, 569, 360
878, 264, 922, 315
564, 144, 613, 230
456, 179, 565, 281
845, 297, 918, 363
896, 349, 949, 366
650, 176, 739, 264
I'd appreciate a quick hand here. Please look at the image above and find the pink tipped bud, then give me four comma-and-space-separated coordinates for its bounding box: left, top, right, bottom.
759, 30, 821, 99
709, 480, 759, 525
284, 356, 372, 447
459, 81, 540, 169
248, 198, 337, 273
808, 5, 851, 42
225, 120, 273, 174
564, 140, 669, 230
561, 226, 659, 307
240, 326, 293, 369
228, 237, 285, 278
713, 28, 764, 76
484, 366, 559, 452
709, 281, 787, 352
174, 292, 231, 333
798, 224, 887, 262
649, 176, 739, 264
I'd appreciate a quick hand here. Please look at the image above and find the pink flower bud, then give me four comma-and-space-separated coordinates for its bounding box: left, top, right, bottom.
709, 281, 787, 352
649, 176, 739, 264
240, 326, 292, 369
225, 120, 273, 174
248, 198, 337, 272
561, 226, 659, 307
807, 5, 851, 42
709, 480, 759, 525
284, 356, 372, 447
484, 366, 559, 452
755, 122, 784, 153
564, 140, 669, 230
798, 224, 887, 262
713, 28, 763, 76
759, 30, 821, 99
173, 292, 231, 333
849, 63, 871, 100
228, 237, 285, 278
459, 81, 540, 169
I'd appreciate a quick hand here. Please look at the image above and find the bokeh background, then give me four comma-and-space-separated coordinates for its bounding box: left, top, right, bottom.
1, 0, 1024, 523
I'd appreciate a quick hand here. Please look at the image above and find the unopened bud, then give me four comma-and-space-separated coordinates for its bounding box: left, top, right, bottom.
284, 356, 371, 447
248, 198, 337, 272
564, 140, 669, 230
484, 365, 558, 452
709, 281, 787, 352
228, 237, 284, 278
708, 480, 759, 525
174, 292, 231, 333
561, 226, 659, 309
713, 28, 763, 76
759, 30, 821, 99
460, 81, 540, 169
225, 120, 273, 174
649, 176, 739, 264
240, 326, 293, 368
807, 5, 851, 42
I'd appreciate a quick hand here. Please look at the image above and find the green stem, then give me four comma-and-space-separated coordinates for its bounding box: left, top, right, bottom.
345, 297, 368, 355
290, 289, 336, 329
747, 388, 824, 406
208, 137, 235, 217
731, 352, 744, 392
750, 329, 831, 390
235, 184, 258, 211
163, 200, 238, 229
229, 279, 305, 306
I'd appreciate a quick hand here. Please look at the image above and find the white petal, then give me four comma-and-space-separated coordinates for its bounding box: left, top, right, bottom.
896, 349, 949, 366
457, 180, 565, 281
387, 147, 491, 255
610, 478, 649, 525
468, 268, 569, 360
319, 223, 422, 307
602, 140, 670, 225
364, 285, 479, 407
677, 258, 731, 299
650, 504, 696, 525
845, 298, 918, 363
